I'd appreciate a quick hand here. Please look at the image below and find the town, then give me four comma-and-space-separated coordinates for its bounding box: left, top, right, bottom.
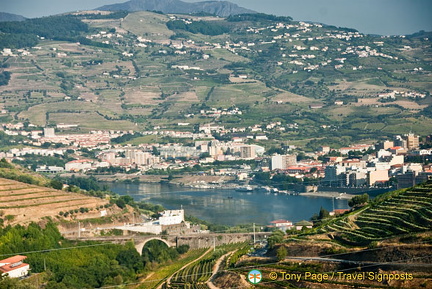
1, 122, 431, 191
0, 4, 431, 288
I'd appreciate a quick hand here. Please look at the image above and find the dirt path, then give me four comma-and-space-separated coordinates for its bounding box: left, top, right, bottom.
132, 272, 155, 289
207, 251, 235, 289
157, 247, 213, 289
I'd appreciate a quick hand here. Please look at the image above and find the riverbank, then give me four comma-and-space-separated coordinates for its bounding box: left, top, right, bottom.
105, 182, 350, 226
300, 191, 355, 200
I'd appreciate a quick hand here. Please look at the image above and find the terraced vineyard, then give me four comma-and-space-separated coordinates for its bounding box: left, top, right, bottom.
322, 181, 432, 245
0, 177, 109, 225
164, 243, 249, 289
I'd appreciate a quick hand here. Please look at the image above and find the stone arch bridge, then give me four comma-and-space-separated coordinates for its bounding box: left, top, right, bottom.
74, 232, 268, 255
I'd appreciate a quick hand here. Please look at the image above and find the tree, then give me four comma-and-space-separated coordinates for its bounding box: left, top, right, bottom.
268, 230, 284, 249
116, 248, 144, 271
318, 207, 330, 220
348, 193, 369, 207
0, 277, 37, 289
0, 158, 13, 169
115, 198, 126, 209
50, 179, 64, 190
276, 246, 287, 261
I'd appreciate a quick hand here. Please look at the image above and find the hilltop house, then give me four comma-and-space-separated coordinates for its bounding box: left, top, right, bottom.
0, 255, 30, 278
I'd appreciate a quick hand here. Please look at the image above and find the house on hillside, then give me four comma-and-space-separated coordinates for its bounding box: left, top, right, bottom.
0, 255, 30, 278
268, 220, 293, 231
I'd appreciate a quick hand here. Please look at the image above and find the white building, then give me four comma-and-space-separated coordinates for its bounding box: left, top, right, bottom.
0, 255, 30, 278
158, 209, 184, 226
65, 159, 93, 171
44, 128, 56, 138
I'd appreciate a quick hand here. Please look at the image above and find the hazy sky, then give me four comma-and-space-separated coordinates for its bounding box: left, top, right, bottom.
1, 0, 431, 35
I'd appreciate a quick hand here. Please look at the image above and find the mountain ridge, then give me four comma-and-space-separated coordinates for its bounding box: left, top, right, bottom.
0, 12, 26, 22
97, 0, 256, 17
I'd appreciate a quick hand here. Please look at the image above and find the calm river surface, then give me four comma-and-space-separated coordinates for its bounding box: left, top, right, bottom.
105, 182, 350, 226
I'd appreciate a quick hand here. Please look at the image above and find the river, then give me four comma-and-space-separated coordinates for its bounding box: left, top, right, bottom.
105, 182, 350, 226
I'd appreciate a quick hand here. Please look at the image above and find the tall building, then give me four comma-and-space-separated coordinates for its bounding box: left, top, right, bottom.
240, 145, 256, 159
406, 133, 419, 150
271, 154, 297, 170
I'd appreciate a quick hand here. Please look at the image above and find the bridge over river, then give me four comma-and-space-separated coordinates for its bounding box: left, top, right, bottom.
72, 232, 269, 255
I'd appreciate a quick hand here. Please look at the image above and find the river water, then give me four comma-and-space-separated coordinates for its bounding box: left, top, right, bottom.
105, 182, 350, 226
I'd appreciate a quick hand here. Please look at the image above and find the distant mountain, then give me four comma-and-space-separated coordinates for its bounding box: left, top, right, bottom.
0, 12, 26, 22
97, 0, 256, 17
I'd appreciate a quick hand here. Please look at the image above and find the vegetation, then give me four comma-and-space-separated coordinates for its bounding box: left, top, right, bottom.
167, 20, 230, 35
276, 246, 287, 261
0, 33, 38, 49
0, 16, 88, 42
267, 230, 284, 249
0, 71, 11, 86
227, 13, 293, 23
0, 222, 142, 288
348, 193, 369, 207
0, 163, 44, 186
168, 242, 248, 288
12, 154, 74, 171
321, 181, 432, 245
0, 10, 430, 137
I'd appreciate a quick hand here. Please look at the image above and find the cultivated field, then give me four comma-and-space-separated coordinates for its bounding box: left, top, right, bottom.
0, 178, 109, 226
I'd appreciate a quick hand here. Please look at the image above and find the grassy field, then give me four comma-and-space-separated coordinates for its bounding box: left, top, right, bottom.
121, 11, 174, 40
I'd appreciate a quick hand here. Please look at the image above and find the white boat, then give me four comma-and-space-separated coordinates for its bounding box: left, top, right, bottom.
236, 186, 253, 192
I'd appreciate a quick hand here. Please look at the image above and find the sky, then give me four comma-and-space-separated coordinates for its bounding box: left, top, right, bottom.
0, 0, 431, 35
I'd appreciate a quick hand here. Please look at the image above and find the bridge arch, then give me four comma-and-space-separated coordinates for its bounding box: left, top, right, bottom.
135, 237, 173, 256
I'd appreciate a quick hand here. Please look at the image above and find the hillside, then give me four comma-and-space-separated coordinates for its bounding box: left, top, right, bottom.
223, 182, 432, 289
320, 180, 432, 245
97, 0, 255, 17
0, 11, 431, 145
0, 177, 110, 226
0, 12, 26, 22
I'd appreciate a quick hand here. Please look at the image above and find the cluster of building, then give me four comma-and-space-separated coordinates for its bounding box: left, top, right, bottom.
378, 90, 427, 99
323, 134, 432, 189
84, 139, 264, 172
2, 118, 431, 190
0, 124, 133, 148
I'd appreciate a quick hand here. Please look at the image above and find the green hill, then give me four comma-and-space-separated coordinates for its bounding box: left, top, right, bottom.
321, 180, 432, 245
0, 10, 431, 142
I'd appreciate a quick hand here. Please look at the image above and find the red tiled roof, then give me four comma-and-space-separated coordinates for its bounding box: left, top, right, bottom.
0, 255, 26, 264
270, 220, 292, 224
390, 146, 403, 150
0, 255, 28, 273
67, 159, 93, 164
0, 262, 29, 273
